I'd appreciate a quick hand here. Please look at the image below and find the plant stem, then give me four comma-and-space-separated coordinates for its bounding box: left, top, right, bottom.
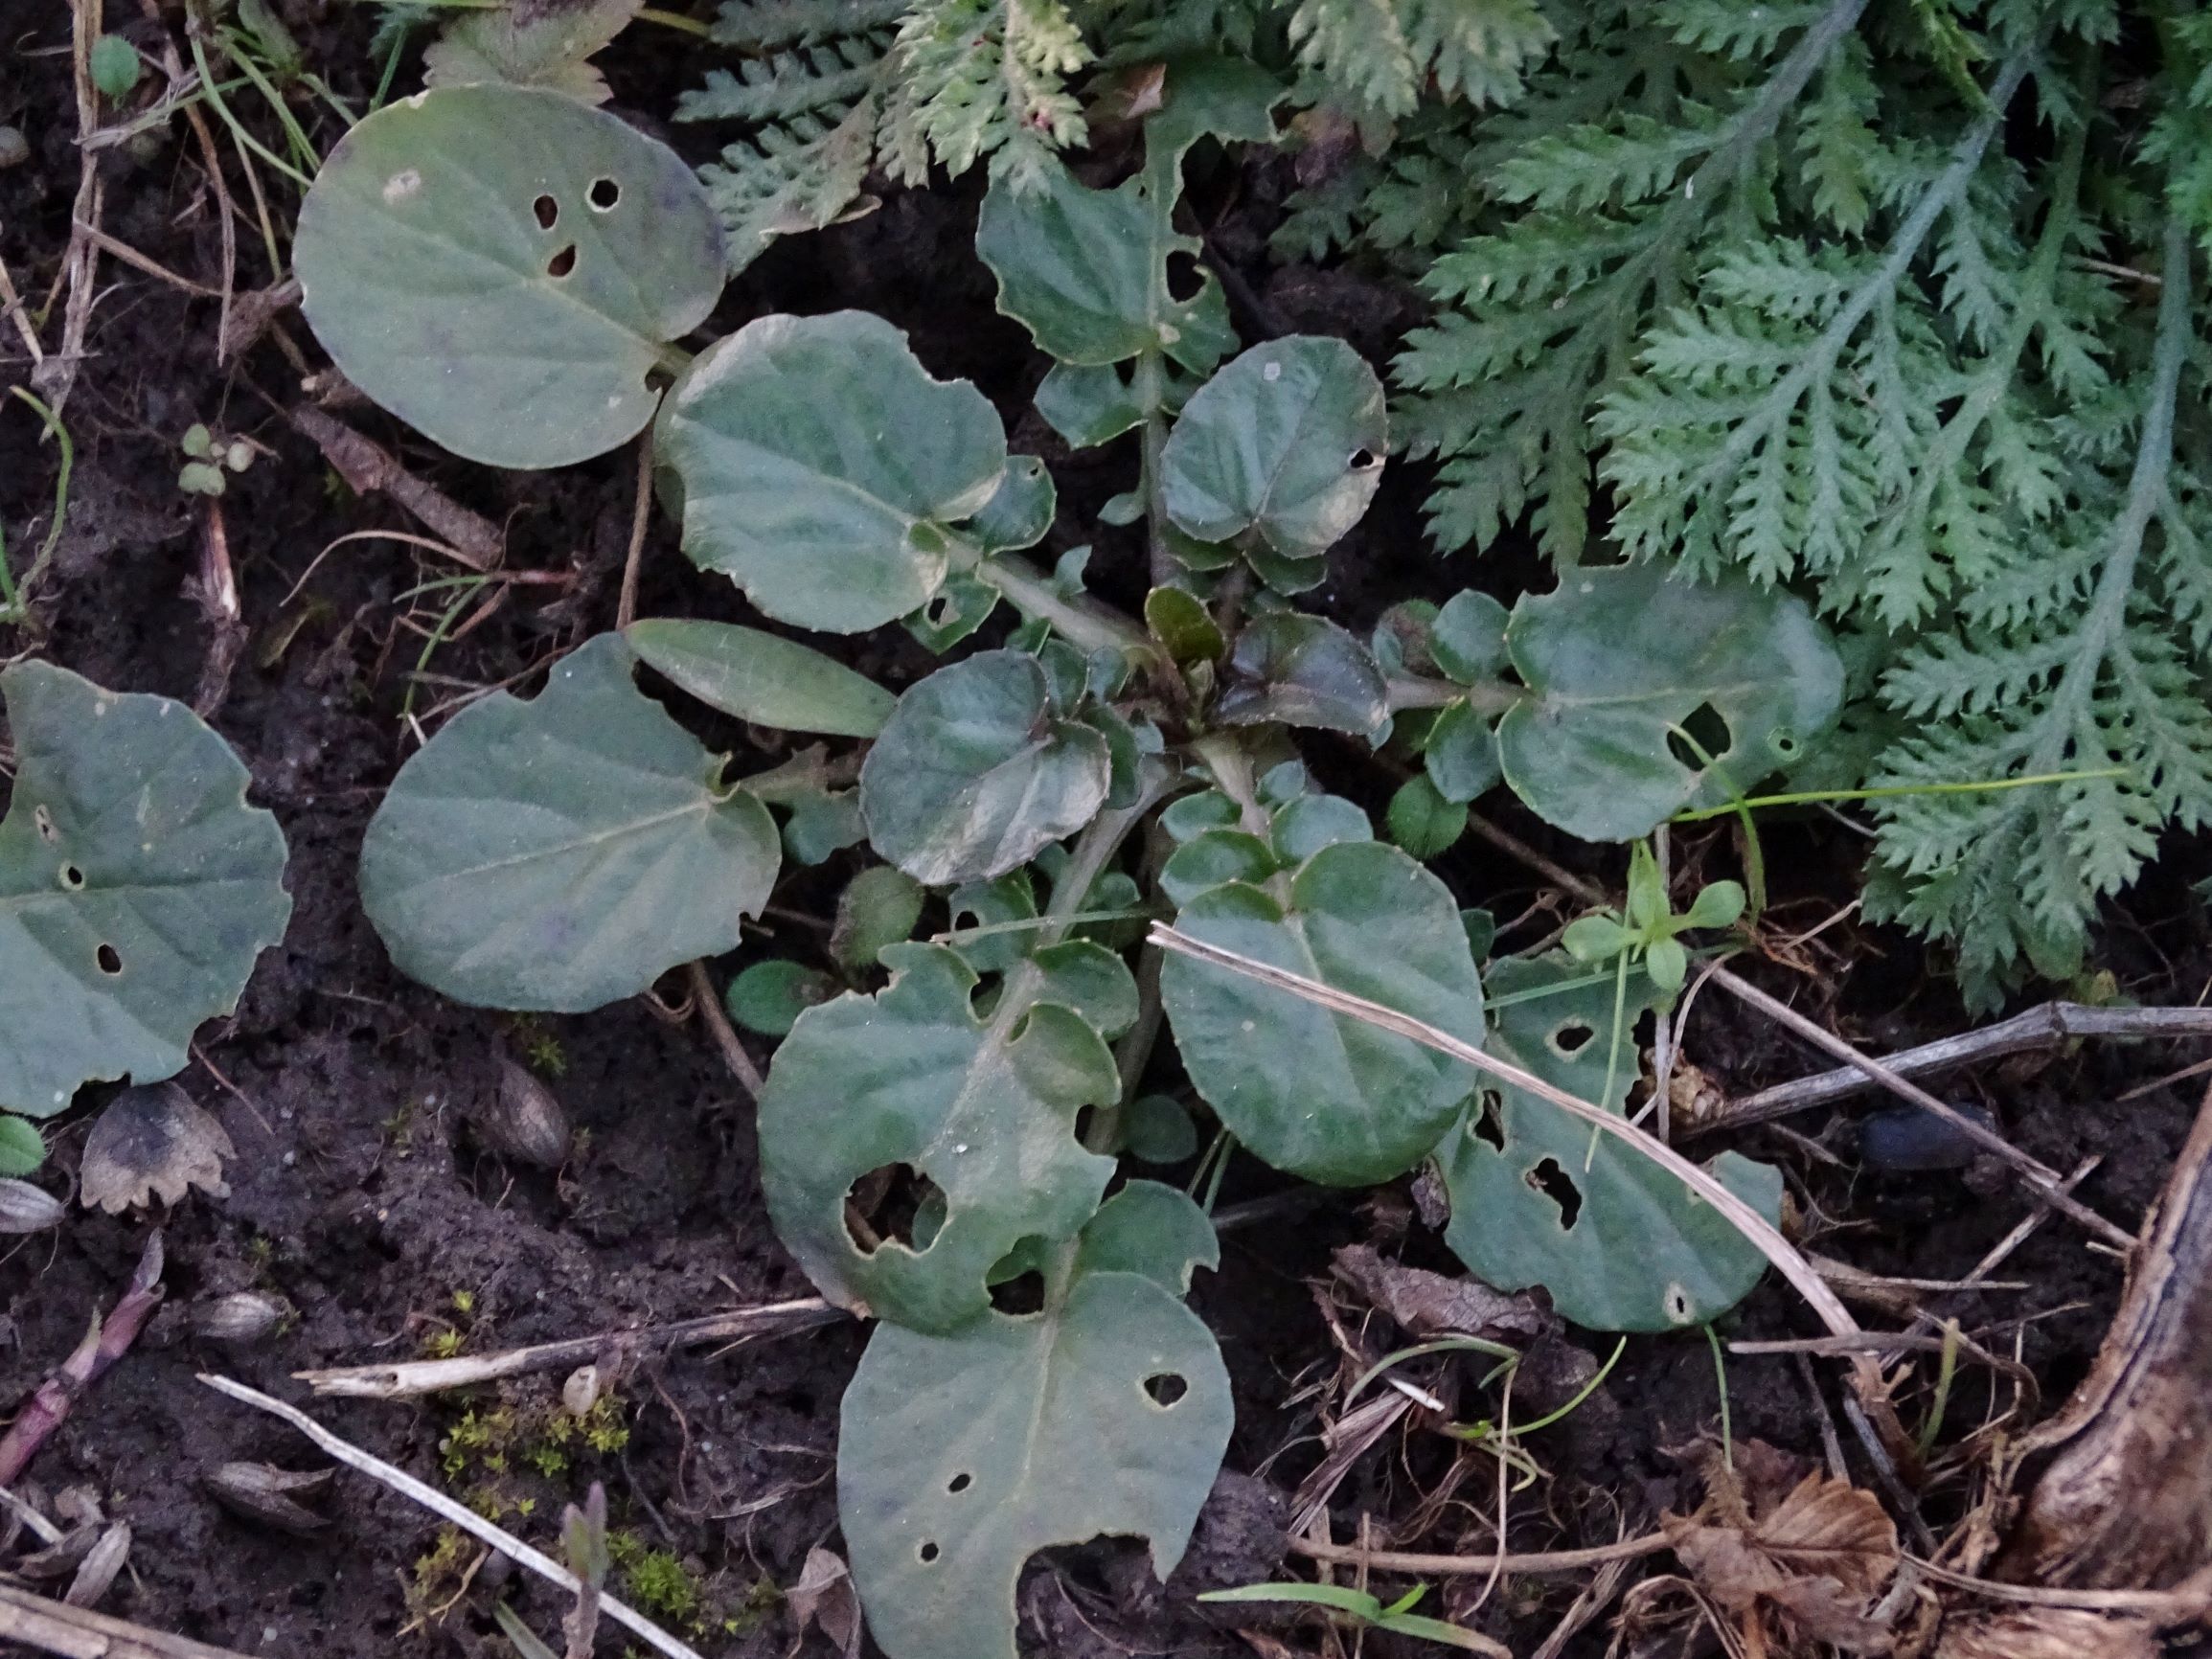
1134, 349, 1173, 586
1189, 731, 1270, 837
1386, 674, 1517, 716
1669, 767, 2131, 823
1703, 1322, 1734, 1474
974, 551, 1166, 670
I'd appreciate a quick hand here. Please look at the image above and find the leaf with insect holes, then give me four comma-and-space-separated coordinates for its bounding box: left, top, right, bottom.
1436, 954, 1779, 1330
294, 84, 723, 469
756, 943, 1121, 1331
659, 312, 1008, 632
0, 663, 291, 1118
358, 633, 778, 1011
624, 619, 894, 738
1498, 565, 1844, 842
838, 1182, 1229, 1659
860, 651, 1112, 887
1163, 337, 1387, 560
1160, 839, 1485, 1184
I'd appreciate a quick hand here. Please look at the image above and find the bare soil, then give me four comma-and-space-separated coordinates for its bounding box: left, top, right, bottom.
5, 8, 2211, 1656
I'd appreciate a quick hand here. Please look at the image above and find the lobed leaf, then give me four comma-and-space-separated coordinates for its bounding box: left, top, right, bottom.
658, 311, 1007, 631
838, 1184, 1230, 1659
0, 664, 291, 1116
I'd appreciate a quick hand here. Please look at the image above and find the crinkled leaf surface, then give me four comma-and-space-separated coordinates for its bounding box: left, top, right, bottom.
295, 84, 723, 468
1498, 566, 1845, 842
1162, 337, 1387, 558
839, 1185, 1230, 1659
1437, 955, 1779, 1330
757, 943, 1119, 1331
0, 663, 291, 1116
659, 312, 1007, 632
1161, 840, 1484, 1184
1215, 612, 1388, 738
624, 619, 893, 738
358, 634, 778, 1011
860, 651, 1111, 887
422, 0, 642, 102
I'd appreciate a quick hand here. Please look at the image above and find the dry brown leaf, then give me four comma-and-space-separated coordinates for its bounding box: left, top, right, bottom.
1670, 1452, 1901, 1655
80, 1085, 234, 1214
1933, 1608, 2158, 1659
787, 1546, 862, 1659
1330, 1244, 1548, 1342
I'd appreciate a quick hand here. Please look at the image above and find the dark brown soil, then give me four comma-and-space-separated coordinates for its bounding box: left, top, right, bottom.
4, 8, 2209, 1658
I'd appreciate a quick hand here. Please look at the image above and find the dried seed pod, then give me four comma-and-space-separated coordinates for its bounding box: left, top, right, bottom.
561, 1363, 602, 1418
17, 1523, 100, 1579
189, 1291, 290, 1344
475, 1057, 573, 1168
0, 1177, 66, 1234
206, 1463, 332, 1535
63, 1522, 130, 1608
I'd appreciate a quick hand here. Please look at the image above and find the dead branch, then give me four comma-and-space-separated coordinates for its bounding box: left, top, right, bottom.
0, 1580, 257, 1659
288, 406, 504, 570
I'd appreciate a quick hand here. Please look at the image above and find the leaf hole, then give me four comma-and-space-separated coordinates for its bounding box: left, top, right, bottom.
1770, 727, 1800, 759
1143, 1373, 1188, 1407
989, 1270, 1046, 1317
1525, 1157, 1582, 1229
58, 864, 85, 891
946, 1471, 972, 1494
546, 244, 577, 278
1350, 447, 1379, 469
1164, 251, 1204, 303
842, 1163, 941, 1254
1469, 1088, 1505, 1150
96, 943, 123, 976
588, 176, 621, 210
1664, 1284, 1693, 1324
1548, 1019, 1594, 1057
918, 1541, 941, 1564
533, 193, 558, 229
34, 806, 57, 842
1667, 701, 1732, 769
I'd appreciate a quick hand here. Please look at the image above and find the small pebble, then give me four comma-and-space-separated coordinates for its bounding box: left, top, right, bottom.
0, 126, 28, 170
1859, 1102, 1996, 1172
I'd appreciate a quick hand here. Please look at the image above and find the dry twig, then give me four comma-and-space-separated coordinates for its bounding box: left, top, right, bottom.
0, 1580, 257, 1659
293, 1297, 840, 1398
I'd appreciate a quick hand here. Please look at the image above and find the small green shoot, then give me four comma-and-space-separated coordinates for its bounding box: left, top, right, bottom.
1199, 1580, 1500, 1651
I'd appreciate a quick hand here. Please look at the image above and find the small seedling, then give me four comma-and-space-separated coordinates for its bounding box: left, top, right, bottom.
177, 423, 258, 498
1199, 1580, 1496, 1651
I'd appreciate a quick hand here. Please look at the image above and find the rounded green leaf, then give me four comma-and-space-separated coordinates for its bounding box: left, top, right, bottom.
1159, 829, 1277, 907
1497, 565, 1845, 841
1035, 361, 1145, 448
1430, 590, 1510, 685
832, 866, 926, 971
624, 619, 894, 738
1125, 1094, 1199, 1164
359, 634, 779, 1011
1269, 792, 1370, 863
969, 456, 1057, 555
659, 312, 1008, 632
1160, 841, 1485, 1184
1145, 586, 1225, 665
839, 1197, 1230, 1659
90, 34, 143, 99
1162, 337, 1387, 559
0, 1116, 44, 1176
860, 651, 1112, 888
758, 944, 1119, 1330
1424, 698, 1502, 804
294, 84, 724, 468
1387, 775, 1467, 858
0, 663, 291, 1117
727, 961, 838, 1035
1436, 955, 1779, 1330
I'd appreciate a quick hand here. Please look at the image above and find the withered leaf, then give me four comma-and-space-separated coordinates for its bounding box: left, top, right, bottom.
1330, 1244, 1548, 1343
787, 1546, 862, 1659
80, 1084, 234, 1214
1935, 1609, 2157, 1659
1669, 1464, 1900, 1655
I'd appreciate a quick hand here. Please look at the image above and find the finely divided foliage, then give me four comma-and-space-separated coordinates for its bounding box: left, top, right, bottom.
1394, 0, 2212, 1002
